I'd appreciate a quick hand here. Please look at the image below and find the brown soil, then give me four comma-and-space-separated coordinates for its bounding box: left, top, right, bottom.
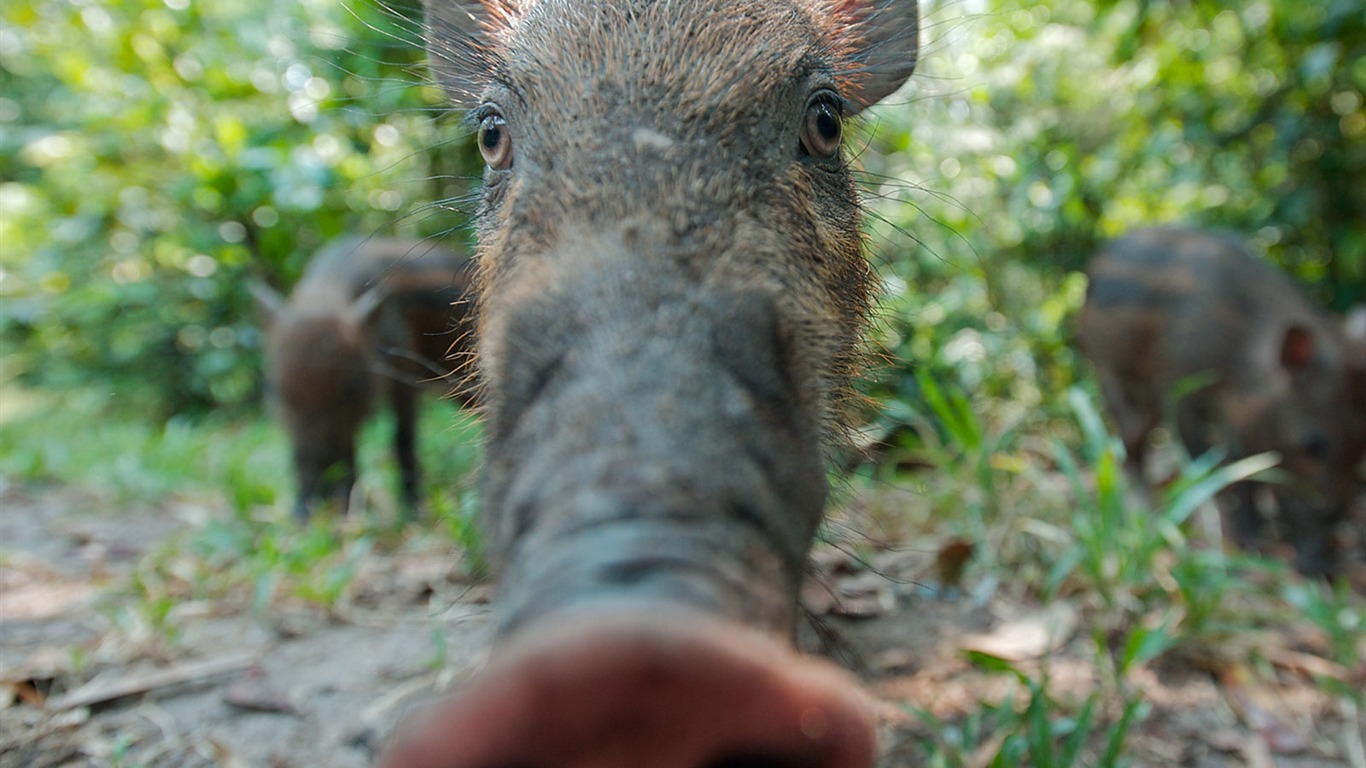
1, 481, 1361, 767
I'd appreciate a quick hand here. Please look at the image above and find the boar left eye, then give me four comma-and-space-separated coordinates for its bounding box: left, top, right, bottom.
479, 112, 513, 170
800, 92, 843, 159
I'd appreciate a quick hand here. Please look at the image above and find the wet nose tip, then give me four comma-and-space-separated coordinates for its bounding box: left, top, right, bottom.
379, 614, 876, 768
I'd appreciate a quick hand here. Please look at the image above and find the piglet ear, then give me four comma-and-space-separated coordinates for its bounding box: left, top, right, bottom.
247, 280, 285, 326
424, 0, 503, 107
1280, 324, 1315, 371
350, 283, 388, 328
837, 0, 919, 114
1345, 305, 1366, 342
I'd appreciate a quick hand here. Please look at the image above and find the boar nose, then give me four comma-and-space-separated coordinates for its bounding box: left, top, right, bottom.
379, 614, 877, 768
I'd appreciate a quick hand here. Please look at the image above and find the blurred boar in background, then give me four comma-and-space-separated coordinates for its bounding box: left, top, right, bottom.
252, 237, 475, 520
379, 0, 920, 766
1078, 227, 1366, 576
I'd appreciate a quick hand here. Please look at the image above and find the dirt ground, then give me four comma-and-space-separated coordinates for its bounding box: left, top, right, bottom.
1, 480, 1362, 767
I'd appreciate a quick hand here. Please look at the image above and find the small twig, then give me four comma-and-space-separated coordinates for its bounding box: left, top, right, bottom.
46, 653, 258, 711
359, 672, 441, 727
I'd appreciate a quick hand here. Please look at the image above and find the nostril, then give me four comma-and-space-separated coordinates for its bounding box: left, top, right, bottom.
705, 754, 819, 768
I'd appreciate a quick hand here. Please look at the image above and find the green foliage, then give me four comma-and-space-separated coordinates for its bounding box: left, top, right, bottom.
869, 370, 1031, 566
860, 0, 1365, 422
913, 651, 1147, 768
869, 381, 1357, 763
0, 387, 287, 502
0, 0, 479, 415
1046, 387, 1281, 615
0, 382, 483, 507
1281, 579, 1365, 701
1, 386, 484, 638
5, 0, 1360, 415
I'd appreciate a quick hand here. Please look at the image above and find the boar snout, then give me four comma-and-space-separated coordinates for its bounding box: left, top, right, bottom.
484, 263, 826, 635
381, 615, 876, 768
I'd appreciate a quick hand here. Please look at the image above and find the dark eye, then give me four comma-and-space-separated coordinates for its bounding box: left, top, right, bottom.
800, 94, 843, 159
478, 112, 512, 170
1303, 432, 1329, 460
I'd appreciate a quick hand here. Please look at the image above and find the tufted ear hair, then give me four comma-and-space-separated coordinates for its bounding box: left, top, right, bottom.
837, 0, 919, 114
424, 0, 504, 107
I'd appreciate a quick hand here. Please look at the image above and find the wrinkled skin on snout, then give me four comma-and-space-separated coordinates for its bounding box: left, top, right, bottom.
255, 238, 475, 520
381, 2, 919, 766
1078, 228, 1366, 577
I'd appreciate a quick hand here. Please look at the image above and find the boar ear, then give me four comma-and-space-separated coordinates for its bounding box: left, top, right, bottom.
424, 0, 502, 107
1345, 305, 1366, 343
350, 284, 388, 328
839, 0, 919, 114
1280, 324, 1316, 371
247, 280, 285, 326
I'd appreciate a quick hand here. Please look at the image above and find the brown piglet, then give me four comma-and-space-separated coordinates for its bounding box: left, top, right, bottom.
1078, 227, 1366, 576
252, 237, 475, 520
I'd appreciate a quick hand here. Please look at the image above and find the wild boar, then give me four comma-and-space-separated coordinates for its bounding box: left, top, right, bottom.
380, 1, 921, 766
1079, 227, 1366, 576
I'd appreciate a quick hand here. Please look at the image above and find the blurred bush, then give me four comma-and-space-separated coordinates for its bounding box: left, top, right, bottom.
0, 0, 479, 415
858, 0, 1364, 442
0, 0, 1361, 420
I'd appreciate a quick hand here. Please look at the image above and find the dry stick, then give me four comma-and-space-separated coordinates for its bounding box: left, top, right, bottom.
46, 653, 259, 711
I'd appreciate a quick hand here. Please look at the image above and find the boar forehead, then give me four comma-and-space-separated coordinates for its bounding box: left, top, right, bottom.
465, 0, 876, 441
491, 1, 833, 161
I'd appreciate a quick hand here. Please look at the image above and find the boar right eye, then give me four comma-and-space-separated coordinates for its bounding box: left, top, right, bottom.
800, 92, 843, 159
478, 112, 513, 170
